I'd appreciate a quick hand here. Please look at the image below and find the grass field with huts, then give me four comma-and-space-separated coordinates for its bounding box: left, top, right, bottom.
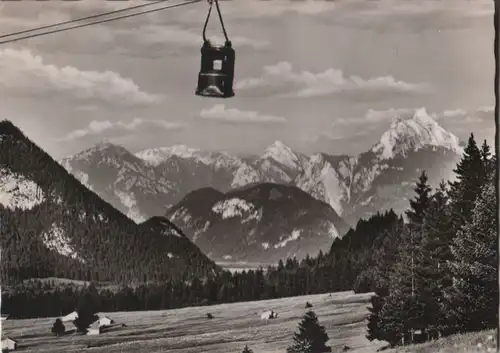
1, 291, 496, 353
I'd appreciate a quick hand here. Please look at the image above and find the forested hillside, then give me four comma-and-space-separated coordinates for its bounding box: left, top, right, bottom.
0, 120, 219, 284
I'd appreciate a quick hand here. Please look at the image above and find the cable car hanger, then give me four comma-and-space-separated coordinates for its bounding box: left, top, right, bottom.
195, 0, 235, 98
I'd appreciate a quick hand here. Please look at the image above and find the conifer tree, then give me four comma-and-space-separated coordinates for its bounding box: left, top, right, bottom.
448, 133, 483, 229
417, 181, 454, 337
406, 171, 432, 229
51, 318, 65, 336
366, 286, 389, 342
480, 140, 495, 184
376, 226, 426, 346
286, 311, 330, 353
74, 286, 99, 333
444, 179, 498, 333
241, 345, 253, 353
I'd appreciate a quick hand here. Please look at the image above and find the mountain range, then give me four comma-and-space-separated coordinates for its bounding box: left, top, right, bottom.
0, 120, 218, 284
57, 108, 464, 263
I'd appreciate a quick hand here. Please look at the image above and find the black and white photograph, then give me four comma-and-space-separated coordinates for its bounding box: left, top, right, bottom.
0, 0, 498, 352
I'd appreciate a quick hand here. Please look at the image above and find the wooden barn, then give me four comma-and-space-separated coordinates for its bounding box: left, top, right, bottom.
64, 321, 78, 334
87, 322, 102, 336
1, 337, 18, 351
97, 315, 115, 328
61, 311, 78, 322
260, 310, 278, 320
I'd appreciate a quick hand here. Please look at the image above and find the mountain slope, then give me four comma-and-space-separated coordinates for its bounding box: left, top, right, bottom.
0, 120, 218, 285
165, 183, 351, 263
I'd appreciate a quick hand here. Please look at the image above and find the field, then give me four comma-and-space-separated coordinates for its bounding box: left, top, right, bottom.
2, 291, 496, 353
2, 291, 382, 353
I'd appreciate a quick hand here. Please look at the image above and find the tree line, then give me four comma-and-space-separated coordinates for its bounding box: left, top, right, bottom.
2, 133, 497, 348
366, 134, 497, 346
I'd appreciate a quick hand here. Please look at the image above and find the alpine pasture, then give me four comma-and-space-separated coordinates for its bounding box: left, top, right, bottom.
2, 291, 381, 353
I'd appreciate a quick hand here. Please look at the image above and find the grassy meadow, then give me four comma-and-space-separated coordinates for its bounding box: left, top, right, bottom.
1, 291, 496, 353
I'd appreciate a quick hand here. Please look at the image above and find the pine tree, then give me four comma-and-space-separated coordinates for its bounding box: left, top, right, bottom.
242, 345, 253, 353
286, 310, 330, 353
366, 286, 389, 343
444, 179, 498, 333
406, 171, 432, 230
448, 133, 483, 229
51, 318, 65, 336
73, 287, 99, 333
417, 181, 454, 337
480, 139, 491, 161
480, 140, 495, 184
376, 227, 426, 346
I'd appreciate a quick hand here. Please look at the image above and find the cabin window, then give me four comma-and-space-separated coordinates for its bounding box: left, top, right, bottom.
213, 60, 222, 71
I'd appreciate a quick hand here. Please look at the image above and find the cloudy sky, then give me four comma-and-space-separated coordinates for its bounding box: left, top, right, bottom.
0, 0, 495, 159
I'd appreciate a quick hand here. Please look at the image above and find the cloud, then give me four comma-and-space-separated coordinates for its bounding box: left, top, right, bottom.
355, 0, 493, 17
330, 105, 494, 128
436, 106, 494, 124
175, 0, 339, 23
364, 108, 415, 123
199, 104, 287, 124
235, 62, 432, 97
224, 0, 338, 17
0, 48, 161, 105
57, 118, 184, 141
477, 105, 494, 113
441, 109, 468, 118
124, 25, 269, 49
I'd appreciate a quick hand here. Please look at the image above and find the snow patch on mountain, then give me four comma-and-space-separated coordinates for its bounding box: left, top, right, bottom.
361, 195, 374, 206
327, 222, 339, 238
243, 207, 263, 223
259, 159, 293, 182
42, 223, 81, 261
296, 154, 350, 215
212, 198, 257, 219
372, 107, 463, 159
170, 207, 191, 223
193, 221, 211, 242
275, 229, 302, 248
136, 145, 241, 169
262, 140, 302, 170
114, 189, 146, 223
262, 242, 270, 250
231, 163, 261, 187
0, 168, 45, 210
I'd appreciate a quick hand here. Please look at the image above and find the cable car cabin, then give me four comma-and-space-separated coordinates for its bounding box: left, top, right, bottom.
195, 41, 235, 98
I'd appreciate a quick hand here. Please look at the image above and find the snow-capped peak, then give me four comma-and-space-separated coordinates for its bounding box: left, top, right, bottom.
261, 140, 301, 170
135, 145, 202, 166
67, 141, 128, 161
135, 145, 240, 168
371, 107, 463, 159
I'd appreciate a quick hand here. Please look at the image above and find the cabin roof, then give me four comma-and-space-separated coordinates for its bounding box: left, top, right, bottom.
89, 321, 101, 330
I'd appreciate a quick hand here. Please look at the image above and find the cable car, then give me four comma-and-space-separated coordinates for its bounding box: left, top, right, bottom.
195, 40, 235, 98
195, 0, 235, 98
